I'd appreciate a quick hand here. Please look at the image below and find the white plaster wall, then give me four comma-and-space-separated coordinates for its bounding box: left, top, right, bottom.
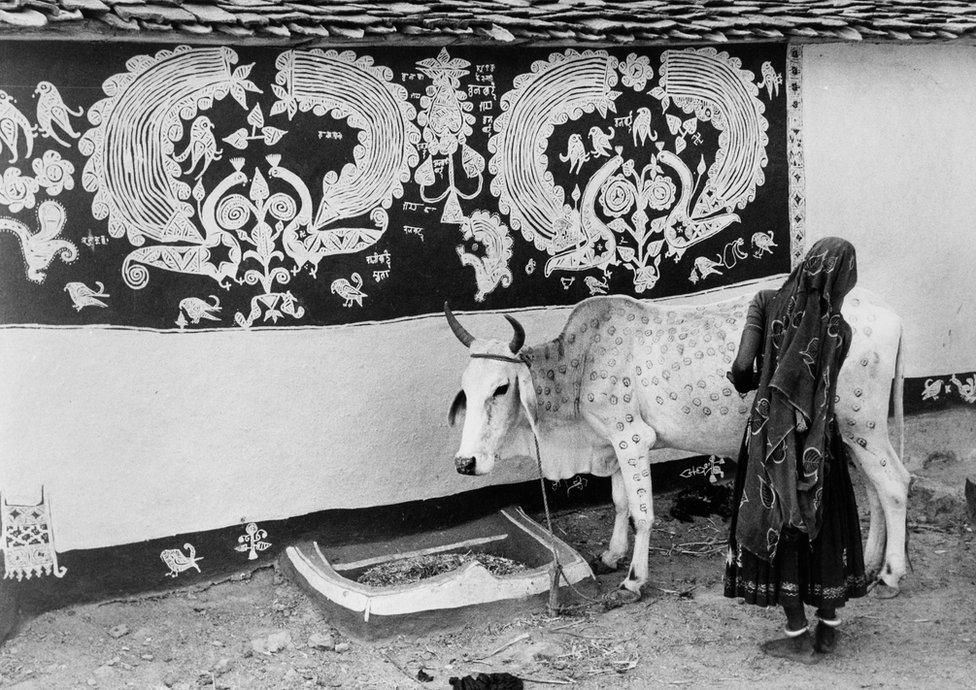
803, 42, 976, 377
0, 281, 770, 552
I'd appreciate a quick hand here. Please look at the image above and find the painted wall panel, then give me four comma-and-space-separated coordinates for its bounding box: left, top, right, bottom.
0, 40, 800, 557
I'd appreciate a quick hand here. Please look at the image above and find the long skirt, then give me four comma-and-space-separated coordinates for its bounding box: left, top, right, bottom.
723, 425, 868, 610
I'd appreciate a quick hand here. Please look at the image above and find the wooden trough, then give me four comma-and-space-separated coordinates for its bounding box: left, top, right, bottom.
283, 507, 594, 639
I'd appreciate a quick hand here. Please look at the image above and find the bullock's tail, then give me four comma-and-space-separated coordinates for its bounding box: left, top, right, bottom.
893, 324, 905, 463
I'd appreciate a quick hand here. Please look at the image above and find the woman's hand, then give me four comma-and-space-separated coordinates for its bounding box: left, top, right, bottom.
726, 365, 757, 395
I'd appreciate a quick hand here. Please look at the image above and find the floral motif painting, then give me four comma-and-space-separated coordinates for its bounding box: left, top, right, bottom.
0, 42, 800, 330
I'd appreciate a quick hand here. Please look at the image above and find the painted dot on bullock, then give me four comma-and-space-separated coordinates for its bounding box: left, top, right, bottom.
662, 371, 670, 380
610, 375, 618, 385
623, 377, 632, 387
642, 468, 650, 477
581, 323, 588, 333
864, 327, 872, 336
589, 372, 598, 381
641, 316, 649, 325
547, 369, 555, 379
880, 458, 887, 467
610, 395, 619, 405
628, 458, 638, 466
568, 334, 577, 344
683, 357, 692, 365
867, 421, 876, 429
834, 394, 840, 403
588, 393, 595, 402
591, 318, 600, 328
693, 398, 702, 406
654, 316, 662, 323
642, 378, 649, 387
852, 403, 861, 411
720, 406, 729, 415
631, 434, 641, 444
608, 358, 617, 367
854, 388, 862, 397
722, 387, 732, 397
856, 437, 867, 447
601, 371, 608, 379
656, 396, 664, 405
710, 392, 719, 402
625, 413, 634, 423
661, 344, 669, 354
627, 313, 636, 322
623, 393, 633, 403
697, 379, 707, 389
619, 440, 628, 450
704, 407, 712, 415
695, 351, 704, 360
847, 419, 856, 426
594, 334, 602, 343
545, 402, 552, 410
738, 405, 749, 414
669, 392, 678, 400
616, 337, 623, 346
671, 362, 681, 371
684, 383, 694, 393
723, 355, 732, 364
616, 421, 625, 431
544, 387, 551, 396
682, 405, 691, 414
859, 358, 868, 367
633, 473, 641, 481
651, 377, 659, 385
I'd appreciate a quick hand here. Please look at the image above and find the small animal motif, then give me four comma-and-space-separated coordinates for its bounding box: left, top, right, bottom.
558, 134, 589, 175
560, 276, 575, 290
34, 81, 82, 148
950, 374, 976, 404
234, 290, 305, 328
525, 258, 536, 275
758, 62, 783, 100
0, 200, 77, 283
921, 378, 943, 401
331, 273, 367, 307
160, 543, 203, 578
751, 230, 777, 257
588, 126, 615, 158
174, 116, 222, 179
176, 295, 221, 329
631, 107, 655, 147
64, 280, 109, 311
0, 90, 36, 164
689, 238, 748, 284
584, 274, 609, 295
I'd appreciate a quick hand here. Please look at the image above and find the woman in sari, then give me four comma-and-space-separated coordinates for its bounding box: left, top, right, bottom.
724, 237, 867, 662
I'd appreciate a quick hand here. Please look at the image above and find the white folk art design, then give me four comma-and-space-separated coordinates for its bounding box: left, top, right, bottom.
950, 374, 976, 404
787, 46, 806, 268
0, 91, 35, 164
331, 272, 366, 307
0, 488, 67, 581
0, 200, 77, 282
489, 49, 769, 293
65, 280, 109, 310
688, 236, 752, 284
176, 295, 221, 329
0, 151, 75, 213
456, 210, 513, 302
758, 62, 782, 100
414, 48, 484, 224
34, 81, 83, 148
79, 47, 418, 326
235, 522, 271, 560
160, 543, 203, 577
921, 377, 943, 401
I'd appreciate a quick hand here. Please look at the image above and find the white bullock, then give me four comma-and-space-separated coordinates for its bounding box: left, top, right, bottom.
445, 288, 910, 597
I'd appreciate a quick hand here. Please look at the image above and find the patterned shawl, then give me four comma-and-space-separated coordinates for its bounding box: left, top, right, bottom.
736, 237, 858, 561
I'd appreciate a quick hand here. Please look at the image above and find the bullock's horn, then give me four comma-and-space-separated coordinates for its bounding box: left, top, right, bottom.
505, 315, 525, 353
444, 301, 474, 348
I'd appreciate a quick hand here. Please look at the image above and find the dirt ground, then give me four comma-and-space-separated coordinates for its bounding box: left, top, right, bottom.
2, 407, 974, 689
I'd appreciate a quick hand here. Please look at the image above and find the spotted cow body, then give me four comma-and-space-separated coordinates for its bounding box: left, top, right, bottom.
447, 286, 909, 597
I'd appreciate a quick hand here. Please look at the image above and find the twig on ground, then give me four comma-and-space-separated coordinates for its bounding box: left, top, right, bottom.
518, 675, 574, 685
475, 632, 530, 660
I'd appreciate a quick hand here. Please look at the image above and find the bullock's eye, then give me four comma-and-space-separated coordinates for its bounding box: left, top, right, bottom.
493, 383, 510, 397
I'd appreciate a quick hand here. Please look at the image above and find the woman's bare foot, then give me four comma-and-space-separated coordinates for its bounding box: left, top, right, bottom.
815, 621, 838, 653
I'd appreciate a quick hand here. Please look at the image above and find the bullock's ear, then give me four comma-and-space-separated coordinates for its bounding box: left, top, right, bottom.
516, 367, 538, 429
448, 390, 466, 427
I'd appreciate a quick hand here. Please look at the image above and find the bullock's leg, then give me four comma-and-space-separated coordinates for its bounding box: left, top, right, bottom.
599, 470, 630, 571
860, 471, 887, 581
848, 438, 910, 591
609, 425, 656, 596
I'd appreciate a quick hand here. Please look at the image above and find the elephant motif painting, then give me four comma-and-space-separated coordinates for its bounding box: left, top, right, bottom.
0, 42, 802, 330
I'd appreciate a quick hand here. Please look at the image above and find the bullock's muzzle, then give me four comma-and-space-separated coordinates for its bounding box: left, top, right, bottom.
455, 456, 476, 475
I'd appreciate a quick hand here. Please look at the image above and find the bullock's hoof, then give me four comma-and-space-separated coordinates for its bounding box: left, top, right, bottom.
589, 557, 618, 576
603, 587, 641, 609
760, 631, 819, 664
871, 581, 900, 599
